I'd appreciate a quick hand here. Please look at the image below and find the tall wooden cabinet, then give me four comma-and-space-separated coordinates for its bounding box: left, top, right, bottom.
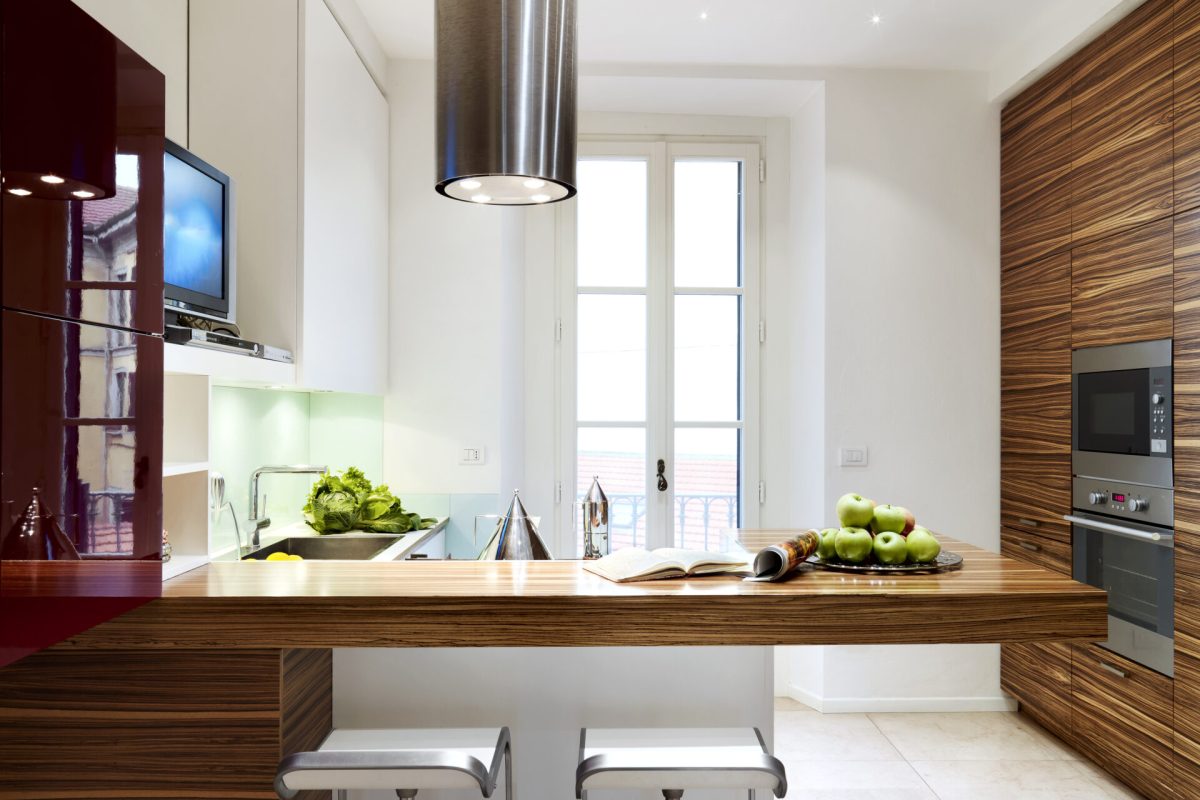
1000, 1, 1193, 798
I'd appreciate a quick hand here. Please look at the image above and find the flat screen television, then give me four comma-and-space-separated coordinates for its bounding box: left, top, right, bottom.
163, 139, 235, 324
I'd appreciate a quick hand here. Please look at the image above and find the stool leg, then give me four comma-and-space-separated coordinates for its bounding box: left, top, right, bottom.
336, 792, 347, 800
503, 740, 514, 799
396, 792, 418, 799
662, 792, 684, 800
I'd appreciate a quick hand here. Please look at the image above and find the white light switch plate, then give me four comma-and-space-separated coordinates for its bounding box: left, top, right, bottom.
839, 446, 868, 467
459, 446, 486, 466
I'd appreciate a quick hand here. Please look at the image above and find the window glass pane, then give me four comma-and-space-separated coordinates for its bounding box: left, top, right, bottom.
577, 427, 646, 553
674, 428, 739, 549
577, 159, 647, 287
578, 294, 646, 422
674, 160, 740, 288
674, 295, 738, 422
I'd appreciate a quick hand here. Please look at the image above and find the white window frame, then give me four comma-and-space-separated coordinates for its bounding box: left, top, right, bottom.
555, 138, 762, 552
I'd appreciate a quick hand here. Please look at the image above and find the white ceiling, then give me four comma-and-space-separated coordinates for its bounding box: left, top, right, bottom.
357, 0, 1127, 75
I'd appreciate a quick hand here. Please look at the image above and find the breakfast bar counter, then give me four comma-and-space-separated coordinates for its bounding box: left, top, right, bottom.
44, 538, 1106, 649
0, 539, 1108, 799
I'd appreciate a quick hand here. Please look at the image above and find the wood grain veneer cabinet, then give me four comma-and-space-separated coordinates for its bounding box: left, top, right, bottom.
1072, 644, 1176, 799
1071, 217, 1174, 348
1071, 0, 1174, 246
1175, 499, 1200, 789
1177, 211, 1200, 793
0, 647, 332, 799
1176, 0, 1200, 214
1001, 61, 1073, 269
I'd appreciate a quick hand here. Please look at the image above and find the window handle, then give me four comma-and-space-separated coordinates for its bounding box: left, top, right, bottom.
656, 459, 668, 492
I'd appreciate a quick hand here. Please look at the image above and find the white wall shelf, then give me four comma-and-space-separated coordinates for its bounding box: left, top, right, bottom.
164, 342, 296, 387
163, 461, 210, 478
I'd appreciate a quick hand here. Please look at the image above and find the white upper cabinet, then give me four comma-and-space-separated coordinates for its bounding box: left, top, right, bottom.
189, 0, 389, 395
301, 0, 389, 395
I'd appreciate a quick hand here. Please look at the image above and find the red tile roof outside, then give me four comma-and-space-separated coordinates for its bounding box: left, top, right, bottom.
81, 186, 137, 231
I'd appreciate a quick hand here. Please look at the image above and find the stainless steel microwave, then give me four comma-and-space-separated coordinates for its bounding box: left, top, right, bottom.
1072, 339, 1172, 489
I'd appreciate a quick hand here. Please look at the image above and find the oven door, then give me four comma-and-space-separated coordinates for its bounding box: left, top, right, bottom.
1068, 511, 1174, 676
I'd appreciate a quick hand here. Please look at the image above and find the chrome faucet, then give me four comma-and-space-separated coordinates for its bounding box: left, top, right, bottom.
246, 465, 328, 549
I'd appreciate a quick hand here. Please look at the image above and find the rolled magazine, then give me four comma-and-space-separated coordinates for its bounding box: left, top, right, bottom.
745, 529, 820, 582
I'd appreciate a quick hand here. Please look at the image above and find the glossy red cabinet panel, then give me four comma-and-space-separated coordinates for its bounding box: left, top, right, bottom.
1, 0, 165, 335
0, 0, 165, 666
0, 310, 162, 665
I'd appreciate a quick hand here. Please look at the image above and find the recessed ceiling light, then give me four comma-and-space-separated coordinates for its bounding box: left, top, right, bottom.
871, 13, 882, 25
40, 174, 65, 184
470, 194, 492, 203
460, 179, 482, 190
530, 194, 551, 203
699, 11, 708, 21
71, 189, 95, 199
7, 188, 32, 197
523, 178, 546, 189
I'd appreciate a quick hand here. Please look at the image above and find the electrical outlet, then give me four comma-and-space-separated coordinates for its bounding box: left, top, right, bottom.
459, 447, 486, 466
839, 446, 868, 467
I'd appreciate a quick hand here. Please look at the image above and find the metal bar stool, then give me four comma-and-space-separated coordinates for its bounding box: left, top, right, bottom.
275, 726, 512, 799
575, 727, 786, 800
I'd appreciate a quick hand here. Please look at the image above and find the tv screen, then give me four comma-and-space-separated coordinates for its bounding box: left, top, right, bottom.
163, 140, 232, 321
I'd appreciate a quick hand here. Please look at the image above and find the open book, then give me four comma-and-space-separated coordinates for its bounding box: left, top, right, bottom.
583, 547, 751, 583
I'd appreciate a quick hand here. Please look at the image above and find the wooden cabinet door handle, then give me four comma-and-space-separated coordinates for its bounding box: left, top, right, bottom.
1017, 518, 1040, 528
1017, 540, 1042, 552
1098, 660, 1128, 679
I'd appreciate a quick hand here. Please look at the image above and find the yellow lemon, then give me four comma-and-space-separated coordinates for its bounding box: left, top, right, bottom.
265, 552, 291, 561
288, 554, 304, 561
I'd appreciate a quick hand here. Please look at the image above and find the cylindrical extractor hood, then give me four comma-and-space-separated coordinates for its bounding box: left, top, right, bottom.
435, 0, 577, 205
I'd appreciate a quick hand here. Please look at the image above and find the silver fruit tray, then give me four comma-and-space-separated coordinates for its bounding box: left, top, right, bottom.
806, 550, 963, 574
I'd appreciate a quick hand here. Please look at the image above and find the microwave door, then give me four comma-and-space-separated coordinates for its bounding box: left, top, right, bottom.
1075, 368, 1150, 455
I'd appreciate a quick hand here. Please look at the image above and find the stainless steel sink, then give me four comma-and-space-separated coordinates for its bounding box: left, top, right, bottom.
243, 534, 403, 561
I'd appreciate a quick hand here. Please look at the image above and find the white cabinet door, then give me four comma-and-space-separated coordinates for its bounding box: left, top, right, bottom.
301, 0, 389, 394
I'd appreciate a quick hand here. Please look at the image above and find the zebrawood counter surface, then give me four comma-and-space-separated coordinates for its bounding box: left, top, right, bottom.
41, 538, 1107, 649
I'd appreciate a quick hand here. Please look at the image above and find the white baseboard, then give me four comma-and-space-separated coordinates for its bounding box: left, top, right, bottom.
783, 683, 1017, 714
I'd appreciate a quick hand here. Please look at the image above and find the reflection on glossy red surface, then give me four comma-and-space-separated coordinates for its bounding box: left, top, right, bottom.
0, 0, 165, 667
1, 0, 165, 334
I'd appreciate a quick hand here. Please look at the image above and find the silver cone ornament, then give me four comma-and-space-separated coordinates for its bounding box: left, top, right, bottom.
478, 491, 552, 560
0, 488, 80, 561
581, 476, 610, 559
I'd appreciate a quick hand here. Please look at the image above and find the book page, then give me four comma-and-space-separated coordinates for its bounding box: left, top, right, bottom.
582, 548, 683, 582
652, 548, 750, 574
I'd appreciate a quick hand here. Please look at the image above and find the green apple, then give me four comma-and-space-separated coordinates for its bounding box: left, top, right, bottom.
834, 527, 873, 563
817, 528, 840, 560
836, 493, 876, 528
873, 531, 908, 564
871, 504, 907, 534
906, 527, 941, 563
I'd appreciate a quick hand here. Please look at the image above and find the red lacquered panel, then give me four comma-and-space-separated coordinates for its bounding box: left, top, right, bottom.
0, 311, 162, 666
0, 0, 165, 334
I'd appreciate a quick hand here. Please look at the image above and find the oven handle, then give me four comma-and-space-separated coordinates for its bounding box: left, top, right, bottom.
1062, 514, 1174, 546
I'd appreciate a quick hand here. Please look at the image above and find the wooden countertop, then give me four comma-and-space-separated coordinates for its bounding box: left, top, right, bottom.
44, 538, 1107, 649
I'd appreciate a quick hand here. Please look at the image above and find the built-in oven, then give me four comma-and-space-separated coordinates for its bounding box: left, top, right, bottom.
1072, 339, 1172, 488
1068, 476, 1175, 676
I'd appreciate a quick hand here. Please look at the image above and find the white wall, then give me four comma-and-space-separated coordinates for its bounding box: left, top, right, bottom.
382, 59, 506, 495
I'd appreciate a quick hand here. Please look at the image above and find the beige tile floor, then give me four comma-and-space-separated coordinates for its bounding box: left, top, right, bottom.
773, 697, 1143, 799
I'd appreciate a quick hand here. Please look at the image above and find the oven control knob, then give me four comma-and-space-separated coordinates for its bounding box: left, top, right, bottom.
1153, 393, 1165, 405
1089, 491, 1107, 505
1129, 498, 1148, 512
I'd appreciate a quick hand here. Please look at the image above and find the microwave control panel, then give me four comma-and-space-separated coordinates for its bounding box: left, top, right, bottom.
1149, 367, 1171, 454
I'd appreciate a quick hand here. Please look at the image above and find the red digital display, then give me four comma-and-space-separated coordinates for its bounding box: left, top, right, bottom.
1113, 493, 1126, 502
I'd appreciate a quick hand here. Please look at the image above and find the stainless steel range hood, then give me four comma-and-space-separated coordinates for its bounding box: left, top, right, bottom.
435, 0, 577, 205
